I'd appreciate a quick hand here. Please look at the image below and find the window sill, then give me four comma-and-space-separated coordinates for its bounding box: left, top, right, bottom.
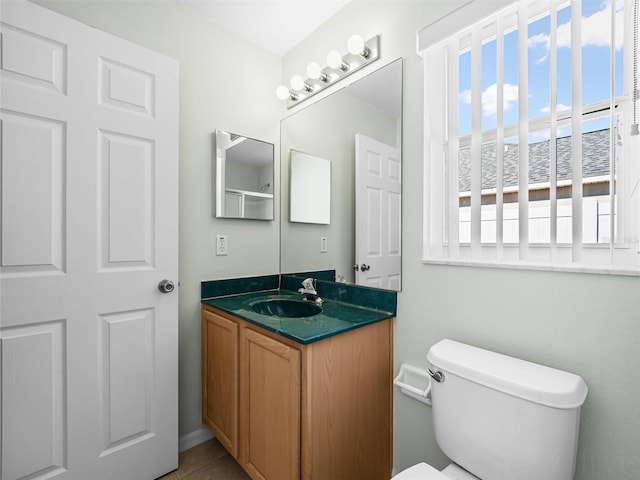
421, 257, 640, 277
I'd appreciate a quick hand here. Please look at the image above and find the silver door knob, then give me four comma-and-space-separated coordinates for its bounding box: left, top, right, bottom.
158, 279, 175, 293
360, 264, 371, 271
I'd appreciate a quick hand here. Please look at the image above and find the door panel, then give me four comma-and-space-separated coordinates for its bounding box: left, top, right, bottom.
0, 1, 178, 479
98, 130, 155, 269
98, 57, 156, 117
0, 22, 67, 94
1, 111, 66, 274
98, 308, 155, 455
1, 320, 67, 480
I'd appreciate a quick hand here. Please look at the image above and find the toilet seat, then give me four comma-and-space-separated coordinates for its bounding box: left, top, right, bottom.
392, 463, 450, 480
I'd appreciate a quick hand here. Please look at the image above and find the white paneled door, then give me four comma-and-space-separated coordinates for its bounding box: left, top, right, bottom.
0, 1, 179, 479
355, 134, 401, 291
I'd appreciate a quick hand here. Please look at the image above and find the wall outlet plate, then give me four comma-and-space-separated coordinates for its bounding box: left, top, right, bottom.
216, 235, 228, 255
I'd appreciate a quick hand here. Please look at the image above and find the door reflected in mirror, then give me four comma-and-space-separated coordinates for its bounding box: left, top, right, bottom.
355, 134, 401, 291
215, 130, 274, 220
280, 58, 403, 290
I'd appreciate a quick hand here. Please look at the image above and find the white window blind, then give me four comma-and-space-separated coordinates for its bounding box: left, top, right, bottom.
420, 0, 640, 275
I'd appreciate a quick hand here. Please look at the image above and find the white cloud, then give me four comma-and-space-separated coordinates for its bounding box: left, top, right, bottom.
540, 103, 572, 113
529, 0, 624, 63
460, 83, 520, 117
528, 32, 550, 63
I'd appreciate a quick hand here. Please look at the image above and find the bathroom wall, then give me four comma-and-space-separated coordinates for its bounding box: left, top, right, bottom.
282, 2, 640, 480
32, 0, 282, 437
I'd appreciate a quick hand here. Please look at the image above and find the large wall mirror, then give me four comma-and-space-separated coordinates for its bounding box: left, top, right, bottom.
215, 130, 274, 220
280, 58, 403, 290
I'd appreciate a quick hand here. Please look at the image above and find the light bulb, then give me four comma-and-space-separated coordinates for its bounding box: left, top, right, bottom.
290, 74, 305, 91
347, 34, 365, 55
307, 62, 329, 83
275, 85, 291, 100
306, 62, 322, 79
326, 50, 346, 70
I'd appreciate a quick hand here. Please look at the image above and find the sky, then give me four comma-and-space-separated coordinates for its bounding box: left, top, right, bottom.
458, 0, 626, 139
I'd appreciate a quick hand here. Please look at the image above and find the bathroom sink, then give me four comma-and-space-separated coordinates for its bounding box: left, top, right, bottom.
252, 299, 322, 318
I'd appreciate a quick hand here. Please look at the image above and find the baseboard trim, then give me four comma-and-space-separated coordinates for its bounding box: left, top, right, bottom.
179, 427, 214, 453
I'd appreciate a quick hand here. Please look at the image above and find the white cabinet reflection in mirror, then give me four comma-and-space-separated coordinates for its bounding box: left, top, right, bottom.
290, 150, 331, 224
215, 130, 274, 220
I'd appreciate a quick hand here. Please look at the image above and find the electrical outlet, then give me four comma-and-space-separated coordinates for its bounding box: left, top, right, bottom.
216, 235, 228, 256
320, 236, 328, 253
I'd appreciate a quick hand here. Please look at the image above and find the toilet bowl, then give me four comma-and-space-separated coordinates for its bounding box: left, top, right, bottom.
393, 463, 479, 480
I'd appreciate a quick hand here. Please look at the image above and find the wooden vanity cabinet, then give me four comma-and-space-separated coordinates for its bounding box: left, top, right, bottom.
201, 304, 393, 480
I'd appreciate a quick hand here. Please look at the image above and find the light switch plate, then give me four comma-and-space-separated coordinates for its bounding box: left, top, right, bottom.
216, 235, 228, 255
320, 236, 328, 253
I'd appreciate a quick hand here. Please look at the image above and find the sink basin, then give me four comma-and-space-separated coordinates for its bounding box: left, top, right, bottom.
252, 299, 322, 318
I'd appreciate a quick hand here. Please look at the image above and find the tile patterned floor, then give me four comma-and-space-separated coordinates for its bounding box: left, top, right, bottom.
158, 438, 250, 480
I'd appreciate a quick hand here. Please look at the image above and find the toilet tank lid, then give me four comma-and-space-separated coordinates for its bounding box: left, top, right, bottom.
427, 339, 588, 409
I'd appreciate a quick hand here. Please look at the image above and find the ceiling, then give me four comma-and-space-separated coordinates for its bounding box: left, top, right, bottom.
177, 0, 351, 56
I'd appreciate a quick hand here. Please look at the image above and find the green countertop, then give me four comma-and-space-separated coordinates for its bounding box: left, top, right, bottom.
202, 289, 394, 344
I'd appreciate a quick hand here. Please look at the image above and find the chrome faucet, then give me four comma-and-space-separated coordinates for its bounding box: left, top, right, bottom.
298, 278, 323, 304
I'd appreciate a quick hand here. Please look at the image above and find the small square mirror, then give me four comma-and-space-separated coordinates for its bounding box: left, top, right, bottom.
214, 130, 274, 220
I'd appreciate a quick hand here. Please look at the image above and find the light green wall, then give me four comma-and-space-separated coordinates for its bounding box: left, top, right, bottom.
282, 2, 640, 479
32, 0, 282, 437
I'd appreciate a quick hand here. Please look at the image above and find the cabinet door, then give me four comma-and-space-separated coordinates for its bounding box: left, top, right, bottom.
202, 309, 239, 457
303, 319, 393, 479
240, 327, 300, 480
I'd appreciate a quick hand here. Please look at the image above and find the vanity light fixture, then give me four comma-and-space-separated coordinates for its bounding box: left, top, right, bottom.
275, 34, 380, 109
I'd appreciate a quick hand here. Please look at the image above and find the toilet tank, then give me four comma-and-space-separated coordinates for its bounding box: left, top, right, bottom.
427, 339, 588, 480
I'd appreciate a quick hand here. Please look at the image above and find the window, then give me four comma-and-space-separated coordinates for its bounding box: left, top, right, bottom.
419, 0, 639, 274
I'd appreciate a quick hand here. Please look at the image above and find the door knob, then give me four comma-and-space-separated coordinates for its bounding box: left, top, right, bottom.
360, 264, 371, 271
158, 279, 175, 293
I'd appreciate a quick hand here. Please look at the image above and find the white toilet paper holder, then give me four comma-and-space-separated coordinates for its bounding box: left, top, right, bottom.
393, 363, 432, 406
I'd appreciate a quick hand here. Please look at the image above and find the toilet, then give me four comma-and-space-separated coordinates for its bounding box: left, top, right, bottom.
393, 339, 588, 480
